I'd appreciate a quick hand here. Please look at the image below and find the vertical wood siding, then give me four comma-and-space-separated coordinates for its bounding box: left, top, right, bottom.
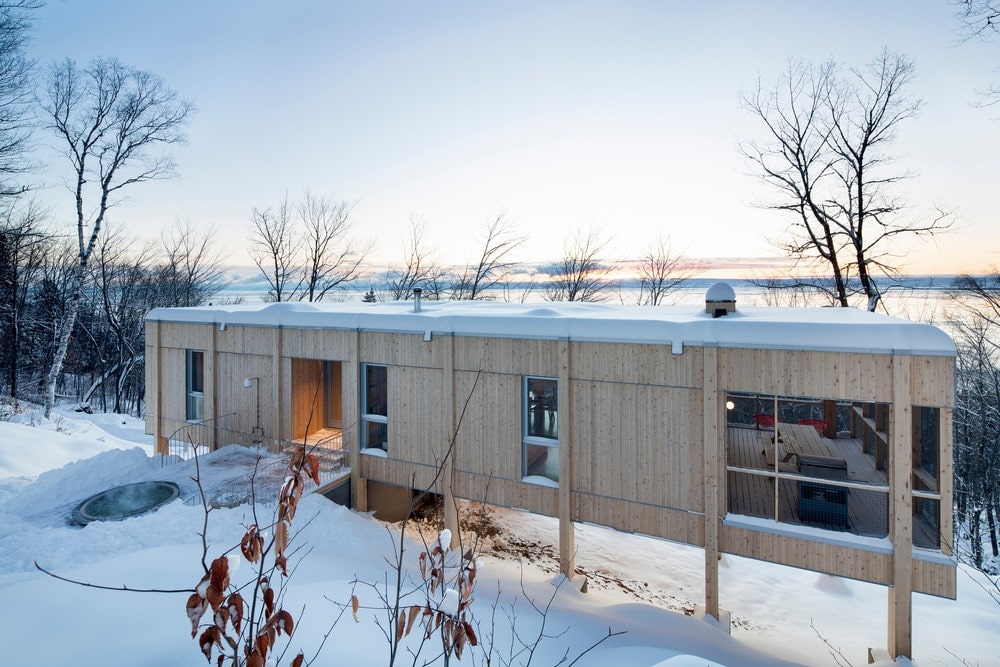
148, 320, 956, 598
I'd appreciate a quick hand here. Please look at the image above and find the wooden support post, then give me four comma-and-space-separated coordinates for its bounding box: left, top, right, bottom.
206, 325, 217, 450
443, 334, 460, 549
822, 399, 838, 439
272, 327, 283, 451
703, 345, 720, 621
939, 407, 954, 557
350, 329, 367, 512
558, 340, 575, 577
150, 321, 167, 456
888, 354, 913, 659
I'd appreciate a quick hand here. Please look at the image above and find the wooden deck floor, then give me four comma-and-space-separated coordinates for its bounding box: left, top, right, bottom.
726, 425, 888, 536
726, 425, 941, 544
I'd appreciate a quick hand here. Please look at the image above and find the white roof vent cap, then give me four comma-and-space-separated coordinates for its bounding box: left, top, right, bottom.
705, 281, 736, 318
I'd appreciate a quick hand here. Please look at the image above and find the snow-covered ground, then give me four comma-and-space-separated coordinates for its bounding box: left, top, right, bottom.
0, 405, 996, 666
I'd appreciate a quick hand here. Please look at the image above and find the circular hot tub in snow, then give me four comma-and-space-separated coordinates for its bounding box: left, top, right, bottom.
73, 481, 180, 525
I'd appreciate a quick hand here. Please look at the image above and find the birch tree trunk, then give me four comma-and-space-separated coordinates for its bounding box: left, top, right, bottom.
39, 57, 192, 418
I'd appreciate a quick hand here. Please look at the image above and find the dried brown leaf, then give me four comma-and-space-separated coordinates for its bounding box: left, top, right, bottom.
305, 454, 321, 485
226, 593, 244, 635
396, 609, 406, 642
199, 626, 222, 663
350, 594, 359, 622
407, 605, 421, 635
246, 650, 264, 667
463, 620, 478, 646
275, 609, 295, 637
241, 525, 264, 563
186, 593, 208, 638
209, 556, 229, 590
274, 553, 288, 577
275, 520, 289, 559
264, 587, 275, 617
255, 633, 270, 660
454, 622, 467, 660
291, 652, 305, 667
206, 582, 226, 612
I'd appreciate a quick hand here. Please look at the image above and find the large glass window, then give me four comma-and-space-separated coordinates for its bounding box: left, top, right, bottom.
725, 392, 890, 539
912, 406, 942, 549
186, 350, 204, 421
523, 377, 559, 484
361, 364, 388, 451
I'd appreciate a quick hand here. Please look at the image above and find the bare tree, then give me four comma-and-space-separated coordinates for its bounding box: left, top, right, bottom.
954, 272, 1000, 336
40, 57, 192, 417
384, 216, 448, 300
0, 1, 40, 196
157, 219, 227, 308
546, 225, 613, 302
955, 1, 1000, 105
249, 196, 299, 302
741, 51, 950, 312
89, 225, 156, 413
449, 211, 525, 301
297, 191, 370, 302
0, 199, 48, 397
250, 192, 370, 303
635, 235, 704, 306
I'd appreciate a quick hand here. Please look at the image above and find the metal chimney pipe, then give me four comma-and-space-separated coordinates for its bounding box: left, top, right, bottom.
413, 288, 422, 313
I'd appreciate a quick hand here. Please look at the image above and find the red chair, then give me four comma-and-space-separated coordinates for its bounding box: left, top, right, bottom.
753, 413, 775, 429
798, 418, 827, 434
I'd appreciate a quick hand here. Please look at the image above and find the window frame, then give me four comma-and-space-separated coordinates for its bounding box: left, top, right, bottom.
360, 363, 388, 452
185, 349, 205, 422
724, 391, 893, 542
522, 376, 559, 484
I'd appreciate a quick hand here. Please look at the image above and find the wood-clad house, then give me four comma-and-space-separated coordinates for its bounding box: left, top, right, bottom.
144, 287, 956, 660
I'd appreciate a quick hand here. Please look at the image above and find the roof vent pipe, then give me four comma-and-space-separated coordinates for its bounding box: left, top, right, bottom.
413, 288, 422, 313
705, 281, 736, 318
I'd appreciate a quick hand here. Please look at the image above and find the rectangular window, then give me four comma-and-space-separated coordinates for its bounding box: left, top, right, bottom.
361, 364, 388, 452
523, 377, 559, 484
186, 350, 204, 421
912, 406, 942, 549
725, 392, 890, 540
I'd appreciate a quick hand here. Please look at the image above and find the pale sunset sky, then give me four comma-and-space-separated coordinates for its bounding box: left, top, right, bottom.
27, 1, 1000, 276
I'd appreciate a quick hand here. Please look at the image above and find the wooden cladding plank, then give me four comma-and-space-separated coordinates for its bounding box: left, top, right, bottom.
570, 380, 703, 511
281, 328, 355, 361
572, 493, 704, 546
721, 348, 894, 402
214, 352, 275, 443
569, 342, 702, 388
453, 336, 560, 377
912, 558, 956, 599
160, 347, 188, 424
453, 472, 559, 518
453, 371, 522, 480
909, 355, 955, 407
388, 366, 445, 467
160, 322, 213, 351
722, 525, 893, 585
361, 331, 442, 368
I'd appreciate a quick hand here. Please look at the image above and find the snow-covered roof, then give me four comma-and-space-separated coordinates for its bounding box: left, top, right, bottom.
145, 300, 956, 356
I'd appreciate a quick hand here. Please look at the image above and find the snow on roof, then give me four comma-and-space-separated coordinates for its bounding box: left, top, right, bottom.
145, 300, 956, 356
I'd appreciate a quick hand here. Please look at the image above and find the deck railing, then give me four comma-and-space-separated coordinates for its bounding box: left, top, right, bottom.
160, 418, 348, 508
